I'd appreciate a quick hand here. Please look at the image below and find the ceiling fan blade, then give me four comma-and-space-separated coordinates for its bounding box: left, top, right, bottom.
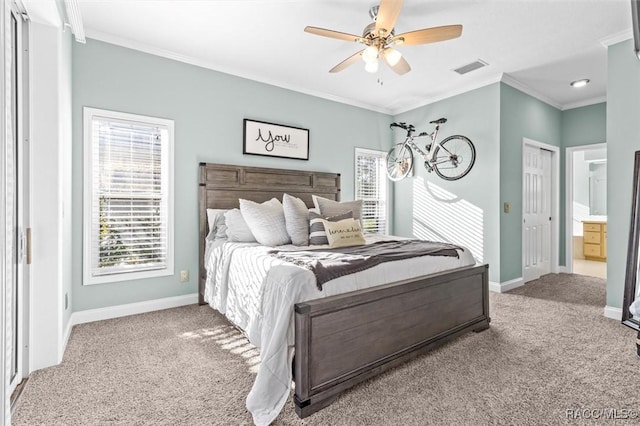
329, 50, 365, 73
382, 51, 411, 75
374, 0, 403, 36
304, 26, 362, 43
393, 25, 463, 46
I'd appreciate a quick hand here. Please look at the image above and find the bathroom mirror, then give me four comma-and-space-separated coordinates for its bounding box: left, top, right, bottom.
623, 151, 640, 331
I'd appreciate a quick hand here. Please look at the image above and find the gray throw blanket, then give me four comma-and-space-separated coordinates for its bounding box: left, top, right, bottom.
268, 240, 462, 290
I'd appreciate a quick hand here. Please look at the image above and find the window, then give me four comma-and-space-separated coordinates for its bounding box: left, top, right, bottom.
355, 148, 389, 234
83, 108, 174, 285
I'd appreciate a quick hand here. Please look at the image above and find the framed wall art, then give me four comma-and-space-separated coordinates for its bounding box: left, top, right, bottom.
243, 119, 309, 160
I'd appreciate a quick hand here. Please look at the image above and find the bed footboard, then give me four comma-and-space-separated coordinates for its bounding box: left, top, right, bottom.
293, 264, 489, 418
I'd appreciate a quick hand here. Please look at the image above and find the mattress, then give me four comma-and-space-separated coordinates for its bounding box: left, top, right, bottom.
204, 234, 476, 425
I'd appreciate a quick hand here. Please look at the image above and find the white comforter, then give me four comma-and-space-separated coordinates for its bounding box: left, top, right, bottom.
204, 235, 476, 425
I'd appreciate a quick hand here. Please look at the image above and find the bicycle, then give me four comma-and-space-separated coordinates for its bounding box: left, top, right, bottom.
386, 118, 476, 181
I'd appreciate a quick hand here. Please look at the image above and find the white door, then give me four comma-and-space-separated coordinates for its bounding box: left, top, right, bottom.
523, 145, 552, 282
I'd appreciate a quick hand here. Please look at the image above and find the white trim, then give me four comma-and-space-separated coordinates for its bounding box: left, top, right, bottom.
522, 139, 560, 284
391, 75, 502, 115
600, 29, 633, 47
562, 96, 607, 111
489, 277, 525, 293
501, 74, 562, 110
84, 31, 393, 115
71, 293, 198, 326
564, 143, 607, 275
62, 0, 85, 43
603, 305, 623, 321
557, 266, 569, 274
62, 317, 73, 357
82, 107, 175, 286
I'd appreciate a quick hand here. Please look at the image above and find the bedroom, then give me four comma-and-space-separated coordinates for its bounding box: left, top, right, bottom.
1, 0, 640, 424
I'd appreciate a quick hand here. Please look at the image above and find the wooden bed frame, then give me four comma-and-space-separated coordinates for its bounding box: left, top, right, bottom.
198, 162, 490, 418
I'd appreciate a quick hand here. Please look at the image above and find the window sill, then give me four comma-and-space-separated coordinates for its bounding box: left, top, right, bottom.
83, 267, 174, 286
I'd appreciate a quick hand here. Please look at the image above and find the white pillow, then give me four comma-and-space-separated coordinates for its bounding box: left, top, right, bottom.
312, 195, 363, 220
323, 218, 366, 248
239, 198, 291, 246
282, 193, 309, 246
206, 209, 228, 240
224, 208, 256, 242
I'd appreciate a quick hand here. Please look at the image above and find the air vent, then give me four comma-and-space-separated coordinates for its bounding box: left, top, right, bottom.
453, 59, 488, 75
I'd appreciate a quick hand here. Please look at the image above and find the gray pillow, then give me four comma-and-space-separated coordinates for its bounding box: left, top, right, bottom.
309, 210, 353, 245
239, 198, 291, 246
206, 209, 228, 240
224, 208, 256, 242
283, 193, 309, 246
312, 195, 363, 220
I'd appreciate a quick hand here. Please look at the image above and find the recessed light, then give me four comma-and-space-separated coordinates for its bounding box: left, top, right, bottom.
570, 79, 590, 88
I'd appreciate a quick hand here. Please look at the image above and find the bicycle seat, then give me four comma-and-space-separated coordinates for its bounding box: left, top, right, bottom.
429, 118, 447, 124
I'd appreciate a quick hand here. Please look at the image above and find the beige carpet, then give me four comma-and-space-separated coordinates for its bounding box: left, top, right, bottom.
13, 273, 640, 425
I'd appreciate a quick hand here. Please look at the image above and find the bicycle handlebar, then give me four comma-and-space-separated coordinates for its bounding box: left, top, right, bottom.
390, 122, 415, 132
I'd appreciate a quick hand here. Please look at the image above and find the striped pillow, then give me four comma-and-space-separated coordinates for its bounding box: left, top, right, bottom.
309, 211, 353, 245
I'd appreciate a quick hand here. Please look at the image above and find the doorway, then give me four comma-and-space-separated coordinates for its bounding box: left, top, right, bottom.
565, 144, 607, 279
522, 138, 560, 283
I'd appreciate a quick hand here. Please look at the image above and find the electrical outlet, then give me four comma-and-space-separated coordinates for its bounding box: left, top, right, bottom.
504, 202, 510, 213
180, 270, 189, 283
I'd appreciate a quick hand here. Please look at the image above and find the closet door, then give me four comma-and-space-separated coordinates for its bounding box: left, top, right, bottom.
523, 145, 551, 282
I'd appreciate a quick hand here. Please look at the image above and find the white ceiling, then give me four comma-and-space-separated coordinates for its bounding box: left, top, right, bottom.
41, 0, 635, 114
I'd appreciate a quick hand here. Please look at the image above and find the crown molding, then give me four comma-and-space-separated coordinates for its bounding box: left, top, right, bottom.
63, 0, 86, 43
600, 29, 633, 47
390, 75, 503, 115
561, 96, 607, 111
500, 74, 563, 110
84, 29, 394, 115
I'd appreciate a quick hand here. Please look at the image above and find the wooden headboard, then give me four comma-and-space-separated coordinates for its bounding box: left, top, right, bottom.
198, 162, 341, 304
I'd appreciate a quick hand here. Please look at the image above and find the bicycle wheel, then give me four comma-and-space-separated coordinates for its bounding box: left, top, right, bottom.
386, 143, 414, 181
431, 135, 476, 181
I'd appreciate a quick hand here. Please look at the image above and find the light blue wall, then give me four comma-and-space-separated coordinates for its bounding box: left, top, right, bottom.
607, 40, 640, 309
391, 83, 501, 284
499, 83, 563, 282
562, 102, 606, 148
72, 39, 392, 311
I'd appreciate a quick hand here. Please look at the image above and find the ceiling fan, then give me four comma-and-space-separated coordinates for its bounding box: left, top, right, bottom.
304, 0, 462, 75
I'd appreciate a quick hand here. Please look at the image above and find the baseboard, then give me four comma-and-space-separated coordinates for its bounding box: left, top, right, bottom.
603, 305, 623, 321
61, 317, 74, 360
71, 293, 199, 326
489, 277, 525, 293
557, 266, 569, 273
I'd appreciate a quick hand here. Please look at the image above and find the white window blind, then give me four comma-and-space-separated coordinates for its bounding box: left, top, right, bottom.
83, 108, 174, 285
355, 148, 388, 234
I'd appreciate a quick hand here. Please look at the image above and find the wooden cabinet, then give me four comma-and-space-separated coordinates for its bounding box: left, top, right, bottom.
583, 221, 607, 261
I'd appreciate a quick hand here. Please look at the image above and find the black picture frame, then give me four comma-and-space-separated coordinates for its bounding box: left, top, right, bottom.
243, 119, 309, 160
623, 150, 640, 331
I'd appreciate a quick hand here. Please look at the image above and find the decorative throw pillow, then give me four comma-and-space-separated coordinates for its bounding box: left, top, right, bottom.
224, 208, 256, 242
282, 193, 309, 246
206, 209, 228, 240
309, 210, 353, 245
239, 198, 291, 246
312, 195, 363, 220
323, 218, 366, 248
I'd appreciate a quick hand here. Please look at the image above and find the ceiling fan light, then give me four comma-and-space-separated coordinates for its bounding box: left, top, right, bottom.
362, 45, 379, 64
365, 60, 379, 73
384, 48, 402, 66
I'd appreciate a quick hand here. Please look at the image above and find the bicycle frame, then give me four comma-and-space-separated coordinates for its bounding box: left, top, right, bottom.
399, 124, 442, 165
